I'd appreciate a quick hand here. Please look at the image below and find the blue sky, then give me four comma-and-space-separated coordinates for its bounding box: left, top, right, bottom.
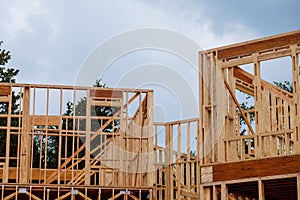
1, 0, 299, 84
0, 0, 299, 121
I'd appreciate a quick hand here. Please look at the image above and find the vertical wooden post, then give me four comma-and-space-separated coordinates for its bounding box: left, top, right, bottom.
210, 52, 216, 163
221, 183, 227, 200
85, 90, 91, 185
258, 179, 265, 200
291, 45, 300, 153
297, 174, 300, 200
201, 186, 211, 200
165, 124, 173, 199
4, 86, 12, 183
177, 124, 182, 198
227, 67, 237, 162
199, 52, 204, 165
216, 59, 226, 163
98, 189, 101, 200
187, 122, 191, 198
196, 119, 201, 194
20, 86, 30, 184
212, 185, 217, 200
146, 91, 154, 187
253, 54, 262, 158
119, 91, 125, 187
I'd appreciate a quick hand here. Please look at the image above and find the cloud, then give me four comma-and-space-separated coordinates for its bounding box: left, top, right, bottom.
0, 0, 298, 120
0, 0, 260, 85
1, 0, 298, 84
0, 0, 46, 38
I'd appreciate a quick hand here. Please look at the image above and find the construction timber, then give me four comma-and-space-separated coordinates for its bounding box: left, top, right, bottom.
0, 30, 299, 199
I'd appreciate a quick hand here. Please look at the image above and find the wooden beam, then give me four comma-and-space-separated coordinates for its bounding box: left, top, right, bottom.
258, 179, 265, 200
297, 173, 300, 200
233, 67, 294, 102
25, 191, 42, 200
165, 124, 173, 200
77, 191, 92, 200
213, 154, 300, 182
107, 192, 122, 200
0, 85, 11, 96
2, 191, 16, 200
216, 30, 300, 59
89, 89, 123, 99
30, 115, 62, 126
224, 79, 255, 135
128, 194, 139, 200
180, 189, 200, 199
20, 86, 30, 184
221, 183, 227, 200
55, 191, 71, 200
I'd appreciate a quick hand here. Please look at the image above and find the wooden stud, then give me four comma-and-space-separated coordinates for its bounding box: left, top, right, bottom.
221, 183, 227, 200
20, 86, 30, 183
297, 173, 300, 200
258, 179, 265, 200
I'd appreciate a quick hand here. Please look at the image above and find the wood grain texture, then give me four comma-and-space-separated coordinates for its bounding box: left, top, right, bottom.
213, 154, 300, 182
217, 30, 300, 59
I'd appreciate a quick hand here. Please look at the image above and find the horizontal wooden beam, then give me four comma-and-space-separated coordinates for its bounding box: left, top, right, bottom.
213, 154, 300, 182
233, 67, 294, 103
90, 89, 123, 99
217, 30, 300, 59
0, 85, 11, 96
30, 115, 62, 126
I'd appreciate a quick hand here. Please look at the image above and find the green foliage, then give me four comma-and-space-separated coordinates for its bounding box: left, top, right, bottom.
0, 41, 11, 66
0, 41, 20, 160
32, 134, 59, 169
239, 80, 294, 136
63, 79, 120, 132
0, 41, 19, 83
273, 80, 293, 93
31, 80, 118, 169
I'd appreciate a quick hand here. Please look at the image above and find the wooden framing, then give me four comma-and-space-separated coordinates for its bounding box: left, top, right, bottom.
0, 30, 299, 199
0, 83, 154, 199
198, 30, 300, 199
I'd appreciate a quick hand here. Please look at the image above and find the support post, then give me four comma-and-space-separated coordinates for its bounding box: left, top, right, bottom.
297, 174, 300, 200
221, 183, 227, 200
258, 179, 265, 200
146, 91, 155, 187
20, 86, 30, 183
3, 87, 12, 183
291, 45, 300, 153
253, 54, 262, 158
165, 124, 173, 200
85, 90, 91, 185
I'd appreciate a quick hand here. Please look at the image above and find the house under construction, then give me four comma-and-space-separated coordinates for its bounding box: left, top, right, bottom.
0, 30, 299, 199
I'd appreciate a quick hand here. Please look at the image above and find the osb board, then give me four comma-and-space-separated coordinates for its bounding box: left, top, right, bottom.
0, 85, 11, 96
30, 116, 62, 126
89, 89, 123, 99
213, 154, 300, 182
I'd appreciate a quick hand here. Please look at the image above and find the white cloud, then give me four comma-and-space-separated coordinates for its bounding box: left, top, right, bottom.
1, 0, 45, 38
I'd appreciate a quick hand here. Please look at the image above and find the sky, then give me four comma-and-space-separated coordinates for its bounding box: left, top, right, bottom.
0, 0, 299, 121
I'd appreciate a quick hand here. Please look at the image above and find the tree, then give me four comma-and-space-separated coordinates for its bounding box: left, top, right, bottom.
31, 79, 121, 169
273, 80, 293, 93
0, 41, 20, 164
239, 80, 293, 135
63, 79, 120, 133
239, 80, 293, 154
0, 41, 19, 83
